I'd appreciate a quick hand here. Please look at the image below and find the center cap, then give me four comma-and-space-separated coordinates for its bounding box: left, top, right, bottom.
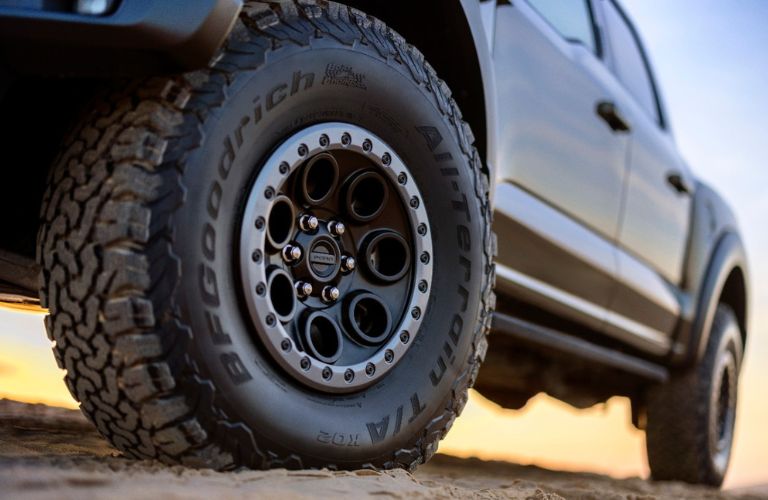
309, 239, 338, 277
292, 233, 342, 284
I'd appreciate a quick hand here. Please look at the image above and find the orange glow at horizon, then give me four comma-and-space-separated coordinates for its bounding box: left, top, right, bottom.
0, 309, 77, 409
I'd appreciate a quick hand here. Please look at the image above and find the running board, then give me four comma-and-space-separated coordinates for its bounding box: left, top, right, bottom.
491, 312, 669, 383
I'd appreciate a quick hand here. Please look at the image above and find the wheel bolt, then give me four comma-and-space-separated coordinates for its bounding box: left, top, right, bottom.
321, 286, 340, 303
295, 281, 313, 299
299, 215, 319, 232
384, 350, 394, 363
281, 339, 292, 352
341, 255, 356, 272
328, 221, 346, 237
282, 244, 302, 263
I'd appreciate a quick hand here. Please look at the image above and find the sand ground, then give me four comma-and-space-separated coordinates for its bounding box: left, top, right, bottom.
0, 399, 765, 499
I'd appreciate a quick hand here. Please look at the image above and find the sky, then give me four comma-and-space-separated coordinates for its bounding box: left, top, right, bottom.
0, 0, 766, 491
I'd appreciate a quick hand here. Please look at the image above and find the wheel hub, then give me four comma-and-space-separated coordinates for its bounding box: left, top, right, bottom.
303, 234, 341, 281
239, 123, 433, 393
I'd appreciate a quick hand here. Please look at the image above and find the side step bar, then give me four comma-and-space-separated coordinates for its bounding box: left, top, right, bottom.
492, 312, 669, 383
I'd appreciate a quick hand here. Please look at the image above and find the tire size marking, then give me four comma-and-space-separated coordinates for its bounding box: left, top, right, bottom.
316, 432, 361, 447
197, 70, 316, 387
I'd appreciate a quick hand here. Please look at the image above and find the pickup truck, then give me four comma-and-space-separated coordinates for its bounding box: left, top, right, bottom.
0, 0, 748, 487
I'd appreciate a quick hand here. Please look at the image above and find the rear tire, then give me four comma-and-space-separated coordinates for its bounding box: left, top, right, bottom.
646, 305, 742, 486
37, 1, 495, 470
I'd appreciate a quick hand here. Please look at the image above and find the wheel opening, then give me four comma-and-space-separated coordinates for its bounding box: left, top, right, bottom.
268, 269, 297, 322
267, 196, 295, 249
346, 171, 388, 221
347, 293, 391, 345
364, 231, 411, 282
301, 153, 339, 205
303, 313, 343, 363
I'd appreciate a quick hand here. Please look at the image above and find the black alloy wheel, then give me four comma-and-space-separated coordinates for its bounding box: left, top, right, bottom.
239, 123, 433, 392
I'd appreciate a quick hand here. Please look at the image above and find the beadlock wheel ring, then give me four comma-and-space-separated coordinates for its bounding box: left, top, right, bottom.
239, 123, 433, 393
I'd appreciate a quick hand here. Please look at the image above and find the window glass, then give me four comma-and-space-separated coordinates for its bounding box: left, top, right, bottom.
603, 1, 660, 123
526, 0, 597, 53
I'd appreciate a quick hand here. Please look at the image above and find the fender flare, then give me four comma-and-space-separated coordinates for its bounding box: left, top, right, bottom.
686, 231, 749, 365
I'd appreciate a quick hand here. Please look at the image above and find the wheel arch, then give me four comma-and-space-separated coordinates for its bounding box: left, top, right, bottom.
0, 75, 102, 263
687, 233, 749, 366
673, 180, 749, 365
718, 264, 748, 350
342, 0, 497, 183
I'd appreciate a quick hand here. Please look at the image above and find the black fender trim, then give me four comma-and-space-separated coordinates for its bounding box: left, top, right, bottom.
0, 0, 242, 76
672, 180, 749, 366
680, 231, 749, 365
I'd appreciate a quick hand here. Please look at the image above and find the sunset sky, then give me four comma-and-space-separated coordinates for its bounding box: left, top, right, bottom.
1, 0, 766, 491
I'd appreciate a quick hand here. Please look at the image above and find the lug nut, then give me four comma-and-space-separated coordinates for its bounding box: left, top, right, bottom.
321, 286, 341, 303
299, 215, 319, 232
341, 255, 356, 272
295, 281, 313, 299
282, 244, 302, 263
328, 221, 346, 237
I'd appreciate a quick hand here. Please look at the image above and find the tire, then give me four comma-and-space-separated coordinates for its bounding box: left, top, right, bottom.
646, 305, 742, 486
37, 1, 496, 470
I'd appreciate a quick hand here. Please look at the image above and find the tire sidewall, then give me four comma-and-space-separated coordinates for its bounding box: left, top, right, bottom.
172, 41, 485, 466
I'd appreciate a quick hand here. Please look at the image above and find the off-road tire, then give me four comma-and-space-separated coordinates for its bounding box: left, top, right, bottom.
646, 305, 742, 486
37, 1, 496, 470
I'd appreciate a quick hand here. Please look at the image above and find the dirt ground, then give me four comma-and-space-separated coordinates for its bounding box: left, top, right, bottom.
0, 399, 765, 499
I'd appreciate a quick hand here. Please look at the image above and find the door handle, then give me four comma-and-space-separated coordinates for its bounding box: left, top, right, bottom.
596, 101, 631, 133
666, 172, 693, 195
